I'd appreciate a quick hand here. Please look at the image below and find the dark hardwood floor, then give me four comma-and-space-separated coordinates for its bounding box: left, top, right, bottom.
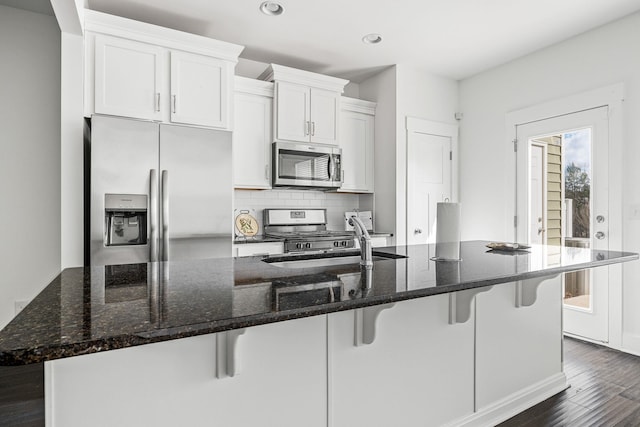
499, 337, 640, 426
1, 337, 639, 426
0, 363, 44, 427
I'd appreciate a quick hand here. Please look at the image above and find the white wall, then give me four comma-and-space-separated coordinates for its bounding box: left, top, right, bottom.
359, 66, 397, 239
395, 65, 459, 244
0, 5, 61, 328
458, 11, 640, 353
359, 65, 459, 243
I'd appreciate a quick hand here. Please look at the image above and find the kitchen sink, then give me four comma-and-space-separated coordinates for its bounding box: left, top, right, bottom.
263, 251, 407, 269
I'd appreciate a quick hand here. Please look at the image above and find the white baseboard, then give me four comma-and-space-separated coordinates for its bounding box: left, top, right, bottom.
622, 333, 640, 357
563, 332, 608, 346
445, 373, 568, 427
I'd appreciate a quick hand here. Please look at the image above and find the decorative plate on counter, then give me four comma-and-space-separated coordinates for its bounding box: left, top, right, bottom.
234, 209, 259, 238
486, 242, 531, 252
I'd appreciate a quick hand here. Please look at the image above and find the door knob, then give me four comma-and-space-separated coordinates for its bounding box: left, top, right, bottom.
414, 228, 423, 234
595, 231, 605, 240
538, 227, 545, 235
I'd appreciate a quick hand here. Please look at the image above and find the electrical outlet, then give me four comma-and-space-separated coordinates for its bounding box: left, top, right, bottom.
15, 300, 29, 315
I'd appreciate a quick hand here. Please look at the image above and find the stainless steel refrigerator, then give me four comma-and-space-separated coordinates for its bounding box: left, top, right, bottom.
87, 115, 232, 266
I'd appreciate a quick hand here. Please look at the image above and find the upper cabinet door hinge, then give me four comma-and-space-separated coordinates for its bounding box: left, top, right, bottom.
513, 139, 518, 152
449, 151, 452, 161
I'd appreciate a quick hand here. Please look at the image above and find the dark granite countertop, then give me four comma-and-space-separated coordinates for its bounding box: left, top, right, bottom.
0, 241, 636, 365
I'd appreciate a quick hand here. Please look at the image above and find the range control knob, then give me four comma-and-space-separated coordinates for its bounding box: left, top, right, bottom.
305, 243, 312, 249
296, 243, 304, 249
334, 241, 340, 247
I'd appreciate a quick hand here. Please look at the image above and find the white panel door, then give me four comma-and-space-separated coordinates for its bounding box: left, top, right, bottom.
275, 82, 310, 142
233, 92, 273, 189
170, 51, 227, 128
310, 88, 340, 145
94, 35, 163, 121
516, 106, 609, 342
338, 110, 374, 192
407, 121, 455, 246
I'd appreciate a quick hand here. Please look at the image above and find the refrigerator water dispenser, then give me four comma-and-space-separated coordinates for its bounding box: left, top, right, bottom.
104, 194, 148, 246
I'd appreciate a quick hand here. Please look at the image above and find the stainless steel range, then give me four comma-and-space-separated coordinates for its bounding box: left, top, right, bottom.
263, 209, 355, 253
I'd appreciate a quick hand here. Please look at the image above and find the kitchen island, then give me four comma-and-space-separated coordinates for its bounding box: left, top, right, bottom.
0, 241, 636, 426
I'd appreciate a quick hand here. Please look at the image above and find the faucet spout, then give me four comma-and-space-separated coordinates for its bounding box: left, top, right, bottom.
349, 215, 373, 269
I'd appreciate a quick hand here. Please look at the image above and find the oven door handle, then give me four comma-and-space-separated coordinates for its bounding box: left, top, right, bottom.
327, 154, 333, 181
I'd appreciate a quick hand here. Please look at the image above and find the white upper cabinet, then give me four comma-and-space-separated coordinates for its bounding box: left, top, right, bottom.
309, 88, 340, 144
260, 64, 347, 145
170, 51, 228, 128
85, 10, 243, 129
338, 97, 375, 193
94, 35, 164, 121
233, 77, 274, 189
275, 82, 310, 142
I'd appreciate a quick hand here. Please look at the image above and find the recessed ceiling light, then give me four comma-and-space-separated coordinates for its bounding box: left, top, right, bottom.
362, 33, 383, 45
260, 1, 285, 16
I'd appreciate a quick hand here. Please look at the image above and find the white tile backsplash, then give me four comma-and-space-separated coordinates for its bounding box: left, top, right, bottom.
234, 189, 360, 231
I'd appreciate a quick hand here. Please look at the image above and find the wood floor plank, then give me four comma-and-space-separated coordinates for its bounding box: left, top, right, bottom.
568, 380, 626, 410
499, 338, 640, 427
620, 385, 640, 402
0, 364, 44, 427
569, 395, 640, 426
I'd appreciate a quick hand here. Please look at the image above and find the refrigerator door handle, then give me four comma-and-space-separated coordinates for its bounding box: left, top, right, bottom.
161, 170, 170, 261
149, 169, 159, 262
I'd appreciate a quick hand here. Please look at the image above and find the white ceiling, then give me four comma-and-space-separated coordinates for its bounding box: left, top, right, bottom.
38, 1, 640, 81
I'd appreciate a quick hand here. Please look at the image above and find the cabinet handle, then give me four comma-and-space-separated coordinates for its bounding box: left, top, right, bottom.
172, 95, 177, 114
305, 121, 310, 136
311, 121, 315, 136
155, 93, 160, 112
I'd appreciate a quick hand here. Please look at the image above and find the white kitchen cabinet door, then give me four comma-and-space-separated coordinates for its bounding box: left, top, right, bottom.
329, 295, 475, 427
233, 92, 272, 189
309, 88, 340, 145
475, 278, 565, 413
48, 316, 327, 427
275, 82, 310, 142
94, 35, 163, 121
170, 51, 228, 128
338, 110, 374, 192
234, 242, 283, 257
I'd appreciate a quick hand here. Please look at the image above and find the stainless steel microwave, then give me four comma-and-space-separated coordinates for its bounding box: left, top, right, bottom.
272, 142, 342, 189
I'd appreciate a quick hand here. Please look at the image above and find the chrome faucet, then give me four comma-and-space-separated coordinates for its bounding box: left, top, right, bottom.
349, 215, 373, 269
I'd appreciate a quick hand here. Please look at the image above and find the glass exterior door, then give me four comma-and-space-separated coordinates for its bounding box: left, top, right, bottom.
516, 106, 609, 343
